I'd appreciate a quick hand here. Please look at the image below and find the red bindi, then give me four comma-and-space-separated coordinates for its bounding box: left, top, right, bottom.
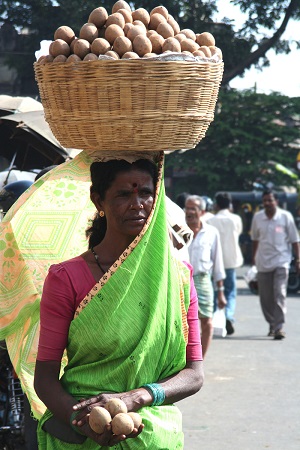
132, 183, 138, 193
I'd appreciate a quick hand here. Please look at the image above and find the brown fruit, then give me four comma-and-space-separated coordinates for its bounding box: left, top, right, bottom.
132, 8, 150, 27
89, 406, 112, 434
113, 36, 132, 57
105, 50, 120, 59
162, 37, 181, 53
148, 13, 167, 31
148, 33, 164, 54
73, 39, 91, 59
167, 15, 180, 35
79, 23, 98, 43
83, 53, 98, 61
193, 50, 206, 58
150, 6, 169, 20
118, 8, 133, 23
37, 55, 46, 64
199, 45, 212, 57
49, 39, 70, 57
54, 26, 75, 44
66, 54, 81, 62
112, 0, 131, 14
124, 23, 134, 36
106, 12, 125, 29
53, 54, 67, 63
156, 22, 174, 39
127, 412, 142, 429
133, 35, 152, 57
105, 24, 124, 45
111, 413, 134, 436
209, 45, 222, 59
88, 7, 108, 28
181, 38, 199, 53
143, 52, 157, 58
174, 33, 186, 43
70, 37, 79, 53
105, 399, 128, 417
196, 32, 215, 47
91, 38, 111, 56
180, 29, 196, 41
132, 20, 147, 30
127, 25, 146, 42
122, 51, 140, 59
146, 30, 157, 38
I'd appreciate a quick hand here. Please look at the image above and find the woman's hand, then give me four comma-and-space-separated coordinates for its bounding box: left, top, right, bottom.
77, 421, 144, 447
72, 389, 151, 426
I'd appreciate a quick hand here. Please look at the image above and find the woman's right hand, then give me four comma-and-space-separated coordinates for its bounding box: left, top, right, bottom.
78, 421, 144, 446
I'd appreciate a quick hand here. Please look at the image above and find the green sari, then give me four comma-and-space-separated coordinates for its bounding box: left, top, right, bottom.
37, 153, 191, 449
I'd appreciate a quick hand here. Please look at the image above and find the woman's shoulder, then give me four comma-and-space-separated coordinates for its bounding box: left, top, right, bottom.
48, 256, 93, 286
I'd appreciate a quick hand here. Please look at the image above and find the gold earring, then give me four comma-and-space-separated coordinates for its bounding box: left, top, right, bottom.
99, 211, 105, 217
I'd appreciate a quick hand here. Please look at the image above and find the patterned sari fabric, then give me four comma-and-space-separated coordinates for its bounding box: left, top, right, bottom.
0, 151, 191, 449
0, 151, 96, 418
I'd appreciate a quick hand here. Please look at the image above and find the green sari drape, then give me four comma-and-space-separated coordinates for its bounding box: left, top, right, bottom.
38, 156, 191, 449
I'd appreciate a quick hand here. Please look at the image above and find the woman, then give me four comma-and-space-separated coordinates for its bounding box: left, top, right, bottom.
34, 154, 203, 449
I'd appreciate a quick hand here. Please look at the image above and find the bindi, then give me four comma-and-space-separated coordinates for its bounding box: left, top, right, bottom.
132, 183, 138, 193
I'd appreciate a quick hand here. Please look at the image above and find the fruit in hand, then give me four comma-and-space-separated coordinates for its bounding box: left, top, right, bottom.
104, 398, 128, 417
89, 406, 112, 434
111, 412, 134, 435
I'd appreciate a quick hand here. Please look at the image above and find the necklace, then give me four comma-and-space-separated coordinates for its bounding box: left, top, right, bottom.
91, 247, 106, 274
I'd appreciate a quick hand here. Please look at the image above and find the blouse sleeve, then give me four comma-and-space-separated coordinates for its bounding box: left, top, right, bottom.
185, 262, 203, 361
37, 264, 77, 361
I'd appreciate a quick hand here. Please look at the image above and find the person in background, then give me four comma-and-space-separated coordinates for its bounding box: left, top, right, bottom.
175, 192, 190, 210
185, 195, 226, 358
34, 155, 203, 449
201, 196, 214, 222
208, 192, 243, 335
250, 189, 300, 340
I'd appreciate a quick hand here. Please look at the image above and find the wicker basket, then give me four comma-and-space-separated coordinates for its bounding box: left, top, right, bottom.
34, 59, 223, 154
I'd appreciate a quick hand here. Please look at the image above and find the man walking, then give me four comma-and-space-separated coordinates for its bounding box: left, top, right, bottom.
251, 189, 300, 339
208, 192, 243, 335
185, 195, 226, 357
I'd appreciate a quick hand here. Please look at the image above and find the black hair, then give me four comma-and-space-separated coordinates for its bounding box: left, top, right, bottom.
175, 192, 190, 209
215, 192, 232, 209
262, 188, 278, 199
86, 159, 158, 248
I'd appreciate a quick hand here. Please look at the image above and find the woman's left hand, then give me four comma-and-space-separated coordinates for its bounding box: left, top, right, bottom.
72, 389, 149, 426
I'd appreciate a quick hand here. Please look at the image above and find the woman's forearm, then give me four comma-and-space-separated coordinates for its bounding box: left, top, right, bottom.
34, 360, 77, 425
155, 360, 204, 404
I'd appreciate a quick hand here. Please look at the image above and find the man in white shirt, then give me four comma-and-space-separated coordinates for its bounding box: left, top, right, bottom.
208, 192, 243, 335
185, 195, 226, 357
251, 189, 300, 339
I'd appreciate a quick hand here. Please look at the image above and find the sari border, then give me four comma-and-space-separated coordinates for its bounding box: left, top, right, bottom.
74, 151, 164, 318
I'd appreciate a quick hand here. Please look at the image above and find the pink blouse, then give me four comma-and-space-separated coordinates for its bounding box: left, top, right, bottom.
37, 257, 202, 362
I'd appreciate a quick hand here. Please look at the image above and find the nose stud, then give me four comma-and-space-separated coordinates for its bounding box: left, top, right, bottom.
140, 204, 144, 209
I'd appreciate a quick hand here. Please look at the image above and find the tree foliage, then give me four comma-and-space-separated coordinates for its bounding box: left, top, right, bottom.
165, 90, 300, 198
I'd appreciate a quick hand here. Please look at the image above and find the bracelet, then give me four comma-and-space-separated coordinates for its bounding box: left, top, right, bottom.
217, 286, 224, 291
142, 383, 166, 406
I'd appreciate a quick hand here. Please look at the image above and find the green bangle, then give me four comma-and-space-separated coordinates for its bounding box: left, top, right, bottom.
142, 383, 166, 406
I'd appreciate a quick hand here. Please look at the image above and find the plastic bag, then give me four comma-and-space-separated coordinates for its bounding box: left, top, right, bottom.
212, 308, 227, 337
244, 265, 258, 295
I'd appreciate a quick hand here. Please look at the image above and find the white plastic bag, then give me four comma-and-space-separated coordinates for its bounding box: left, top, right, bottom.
212, 308, 227, 337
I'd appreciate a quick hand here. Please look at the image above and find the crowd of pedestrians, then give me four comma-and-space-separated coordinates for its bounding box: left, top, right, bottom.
174, 188, 300, 357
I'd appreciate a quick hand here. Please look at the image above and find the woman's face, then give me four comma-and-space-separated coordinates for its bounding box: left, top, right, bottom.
92, 169, 155, 241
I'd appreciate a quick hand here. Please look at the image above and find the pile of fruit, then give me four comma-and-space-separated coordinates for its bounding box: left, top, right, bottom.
89, 398, 142, 436
37, 0, 222, 63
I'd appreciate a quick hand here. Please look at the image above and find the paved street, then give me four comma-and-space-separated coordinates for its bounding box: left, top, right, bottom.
177, 268, 300, 450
